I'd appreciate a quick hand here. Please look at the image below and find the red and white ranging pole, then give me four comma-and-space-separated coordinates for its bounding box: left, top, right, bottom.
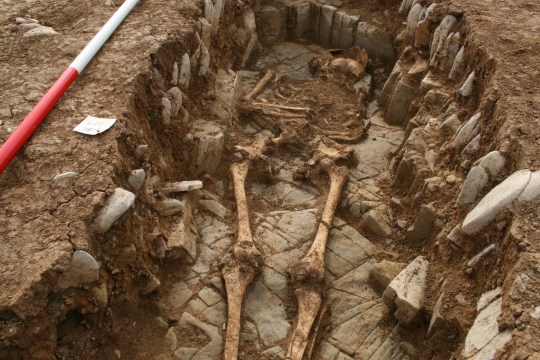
0, 0, 140, 174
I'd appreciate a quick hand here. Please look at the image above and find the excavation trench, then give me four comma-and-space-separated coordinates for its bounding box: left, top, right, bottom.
123, 2, 414, 359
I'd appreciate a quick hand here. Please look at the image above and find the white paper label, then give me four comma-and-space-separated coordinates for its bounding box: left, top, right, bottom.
74, 116, 116, 135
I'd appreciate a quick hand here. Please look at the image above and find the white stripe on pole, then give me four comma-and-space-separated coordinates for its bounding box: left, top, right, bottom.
71, 0, 140, 73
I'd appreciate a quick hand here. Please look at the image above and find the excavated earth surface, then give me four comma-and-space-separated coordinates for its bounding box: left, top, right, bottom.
1, 0, 540, 359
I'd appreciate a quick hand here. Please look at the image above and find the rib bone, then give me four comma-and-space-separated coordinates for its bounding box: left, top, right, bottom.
222, 138, 270, 360
286, 161, 349, 360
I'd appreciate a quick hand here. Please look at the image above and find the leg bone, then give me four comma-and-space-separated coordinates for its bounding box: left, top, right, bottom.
222, 161, 262, 360
286, 164, 349, 360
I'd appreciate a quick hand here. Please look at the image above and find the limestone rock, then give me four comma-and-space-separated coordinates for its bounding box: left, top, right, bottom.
174, 348, 198, 359
467, 244, 496, 268
453, 113, 481, 151
58, 250, 99, 288
167, 219, 197, 260
261, 346, 285, 360
257, 6, 287, 46
354, 22, 395, 61
518, 170, 540, 202
291, 2, 311, 40
446, 32, 461, 71
477, 287, 502, 312
354, 74, 372, 94
245, 281, 290, 346
421, 71, 443, 90
338, 14, 360, 49
425, 3, 442, 22
430, 15, 457, 64
167, 87, 183, 117
362, 208, 392, 237
319, 5, 337, 47
462, 298, 503, 358
407, 4, 423, 37
378, 61, 402, 108
385, 79, 416, 125
162, 97, 172, 126
457, 166, 489, 205
408, 58, 429, 83
459, 71, 476, 97
425, 150, 438, 171
179, 53, 191, 89
399, 0, 414, 14
203, 0, 213, 22
439, 113, 461, 134
53, 172, 78, 181
329, 11, 344, 48
449, 46, 466, 81
370, 261, 406, 288
23, 25, 58, 37
157, 199, 184, 216
198, 43, 210, 76
211, 0, 223, 35
98, 188, 136, 233
473, 151, 506, 179
425, 89, 451, 107
128, 169, 145, 192
171, 62, 178, 85
383, 256, 429, 325
427, 292, 445, 338
405, 203, 438, 241
469, 330, 512, 360
160, 181, 203, 194
135, 144, 148, 160
320, 341, 340, 360
15, 17, 39, 24
164, 327, 178, 352
91, 283, 108, 308
199, 18, 212, 48
241, 9, 258, 68
462, 169, 531, 235
462, 134, 481, 155
200, 199, 227, 219
167, 282, 193, 319
189, 120, 224, 176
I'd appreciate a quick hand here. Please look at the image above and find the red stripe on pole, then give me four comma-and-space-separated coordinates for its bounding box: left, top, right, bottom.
0, 66, 79, 174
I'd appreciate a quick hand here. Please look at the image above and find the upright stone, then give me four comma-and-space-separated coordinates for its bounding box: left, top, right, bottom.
258, 6, 287, 46
291, 2, 312, 40
98, 188, 136, 233
354, 22, 395, 60
319, 5, 336, 47
329, 11, 344, 48
385, 79, 416, 125
383, 256, 429, 325
189, 120, 224, 176
457, 166, 489, 205
462, 170, 531, 235
58, 250, 99, 288
339, 14, 360, 49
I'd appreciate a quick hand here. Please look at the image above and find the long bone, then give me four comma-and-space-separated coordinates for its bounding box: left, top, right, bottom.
242, 68, 276, 101
286, 159, 349, 360
221, 138, 270, 360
